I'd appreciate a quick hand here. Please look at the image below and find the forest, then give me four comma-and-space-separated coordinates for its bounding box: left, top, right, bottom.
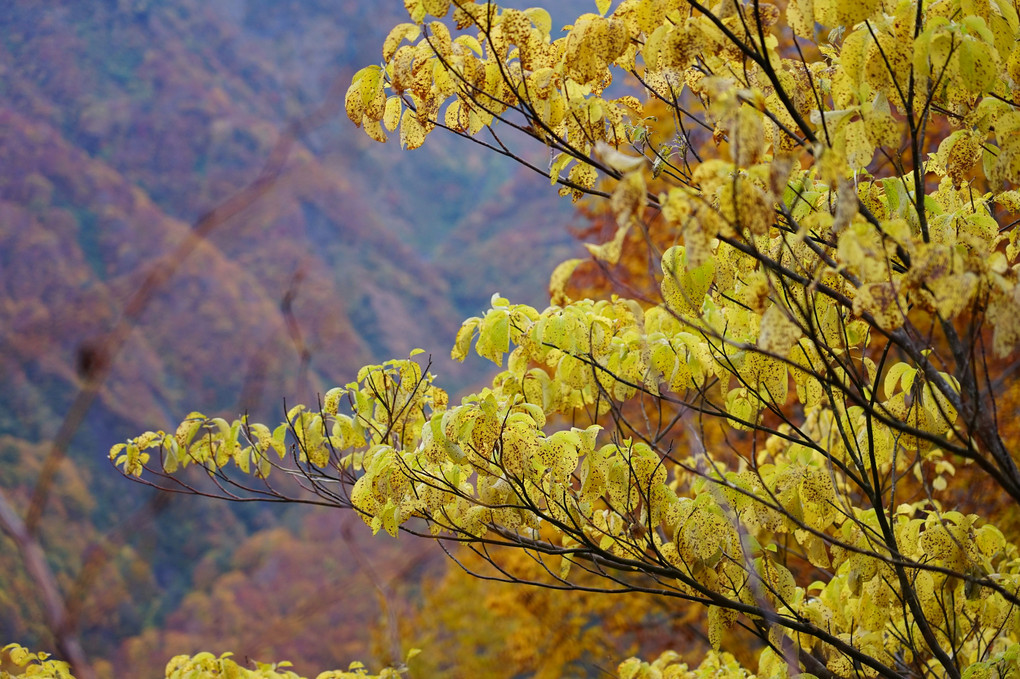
0, 1, 581, 677
4, 0, 1020, 678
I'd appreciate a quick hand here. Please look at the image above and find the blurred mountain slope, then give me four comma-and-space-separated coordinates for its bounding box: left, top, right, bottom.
0, 0, 583, 674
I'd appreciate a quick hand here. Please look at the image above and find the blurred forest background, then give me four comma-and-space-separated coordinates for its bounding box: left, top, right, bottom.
0, 1, 692, 676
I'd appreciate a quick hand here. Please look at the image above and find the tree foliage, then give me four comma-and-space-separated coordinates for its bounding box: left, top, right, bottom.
107, 0, 1020, 676
0, 644, 414, 679
390, 543, 710, 677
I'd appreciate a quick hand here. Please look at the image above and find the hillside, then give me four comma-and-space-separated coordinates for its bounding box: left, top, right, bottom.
0, 1, 583, 675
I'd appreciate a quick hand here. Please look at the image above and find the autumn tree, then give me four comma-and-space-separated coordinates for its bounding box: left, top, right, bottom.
98, 0, 1020, 677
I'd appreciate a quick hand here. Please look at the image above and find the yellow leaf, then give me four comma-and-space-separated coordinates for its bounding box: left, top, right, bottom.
864, 111, 900, 149
661, 245, 716, 317
360, 67, 386, 121
549, 258, 584, 306
610, 170, 646, 227
565, 162, 598, 201
399, 108, 427, 149
383, 23, 421, 61
444, 99, 465, 131
451, 317, 480, 361
853, 282, 905, 331
476, 308, 511, 365
404, 0, 427, 23
758, 304, 803, 356
836, 0, 882, 28
549, 152, 573, 185
708, 606, 736, 650
423, 0, 450, 18
959, 36, 997, 95
718, 176, 771, 235
734, 105, 765, 166
345, 80, 365, 125
501, 8, 534, 49
362, 116, 387, 143
525, 8, 553, 36
585, 223, 630, 264
595, 140, 646, 173
643, 23, 670, 72
428, 20, 453, 57
7, 645, 33, 666
989, 289, 1020, 357
844, 119, 874, 170
383, 97, 402, 132
945, 131, 982, 187
787, 0, 815, 38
